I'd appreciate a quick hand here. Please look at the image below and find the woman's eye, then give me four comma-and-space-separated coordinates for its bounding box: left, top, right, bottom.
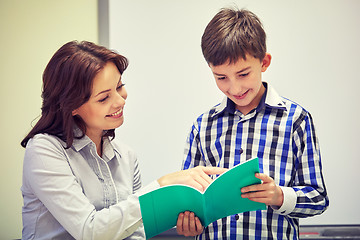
217, 76, 226, 81
117, 83, 125, 90
98, 96, 108, 103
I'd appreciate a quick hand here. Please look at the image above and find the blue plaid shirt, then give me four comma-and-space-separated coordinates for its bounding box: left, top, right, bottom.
182, 82, 329, 239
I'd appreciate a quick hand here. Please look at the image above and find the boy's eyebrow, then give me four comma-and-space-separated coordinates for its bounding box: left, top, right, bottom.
213, 66, 251, 76
236, 66, 251, 74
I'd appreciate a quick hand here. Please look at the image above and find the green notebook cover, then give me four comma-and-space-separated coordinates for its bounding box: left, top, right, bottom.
139, 157, 266, 239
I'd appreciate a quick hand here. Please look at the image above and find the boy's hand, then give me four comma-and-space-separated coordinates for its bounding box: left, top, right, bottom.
176, 211, 203, 237
241, 173, 284, 207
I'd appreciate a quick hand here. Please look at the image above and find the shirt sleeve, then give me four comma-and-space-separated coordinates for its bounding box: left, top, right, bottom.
289, 112, 329, 218
23, 135, 159, 240
182, 123, 205, 170
270, 186, 297, 215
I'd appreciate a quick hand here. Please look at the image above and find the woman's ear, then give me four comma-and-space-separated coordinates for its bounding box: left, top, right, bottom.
261, 53, 272, 72
72, 109, 78, 116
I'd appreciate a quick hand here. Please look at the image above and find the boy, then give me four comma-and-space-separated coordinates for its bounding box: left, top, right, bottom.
177, 8, 329, 239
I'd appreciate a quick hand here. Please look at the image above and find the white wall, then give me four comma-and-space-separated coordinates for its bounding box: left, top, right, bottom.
1, 2, 358, 238
0, 1, 98, 239
108, 0, 360, 225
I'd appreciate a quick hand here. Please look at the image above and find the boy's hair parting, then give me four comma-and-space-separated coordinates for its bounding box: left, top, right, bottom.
21, 41, 128, 148
201, 7, 267, 66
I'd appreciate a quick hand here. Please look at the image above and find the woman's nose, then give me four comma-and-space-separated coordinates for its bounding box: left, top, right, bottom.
114, 89, 127, 107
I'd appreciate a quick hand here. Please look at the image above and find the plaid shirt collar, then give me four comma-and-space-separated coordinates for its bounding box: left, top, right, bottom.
212, 82, 287, 117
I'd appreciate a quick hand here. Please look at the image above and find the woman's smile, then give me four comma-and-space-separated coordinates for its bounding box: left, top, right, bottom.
107, 108, 123, 118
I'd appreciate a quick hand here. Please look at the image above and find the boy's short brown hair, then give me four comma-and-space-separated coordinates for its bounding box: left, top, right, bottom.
201, 8, 266, 66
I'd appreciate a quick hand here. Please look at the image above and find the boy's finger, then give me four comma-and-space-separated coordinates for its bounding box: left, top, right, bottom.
189, 212, 196, 233
255, 173, 273, 182
183, 211, 190, 232
241, 183, 261, 193
176, 213, 184, 235
195, 217, 203, 234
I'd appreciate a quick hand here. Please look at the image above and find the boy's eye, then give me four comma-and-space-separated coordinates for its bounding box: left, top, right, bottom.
217, 76, 226, 81
239, 73, 249, 77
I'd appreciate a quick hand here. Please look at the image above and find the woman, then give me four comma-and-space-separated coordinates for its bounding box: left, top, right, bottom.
21, 41, 224, 239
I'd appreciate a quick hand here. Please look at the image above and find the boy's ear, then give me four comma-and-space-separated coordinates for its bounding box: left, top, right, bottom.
261, 53, 272, 72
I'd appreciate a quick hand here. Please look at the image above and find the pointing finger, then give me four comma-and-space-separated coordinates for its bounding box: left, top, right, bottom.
202, 167, 227, 176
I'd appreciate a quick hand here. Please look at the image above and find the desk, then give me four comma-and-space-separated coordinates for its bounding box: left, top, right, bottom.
152, 225, 360, 239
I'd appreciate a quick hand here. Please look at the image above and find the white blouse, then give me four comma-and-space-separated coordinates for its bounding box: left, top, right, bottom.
21, 133, 159, 240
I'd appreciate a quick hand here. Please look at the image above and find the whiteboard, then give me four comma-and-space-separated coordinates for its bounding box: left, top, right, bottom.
104, 0, 360, 225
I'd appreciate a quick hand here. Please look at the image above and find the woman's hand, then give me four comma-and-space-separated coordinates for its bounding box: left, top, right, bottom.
157, 166, 227, 192
241, 173, 284, 207
176, 211, 203, 237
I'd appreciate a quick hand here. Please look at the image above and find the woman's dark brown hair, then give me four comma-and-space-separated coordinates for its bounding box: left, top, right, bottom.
21, 41, 128, 148
201, 8, 267, 66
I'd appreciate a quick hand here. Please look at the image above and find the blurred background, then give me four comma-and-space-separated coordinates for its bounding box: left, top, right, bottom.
0, 1, 97, 239
1, 1, 360, 239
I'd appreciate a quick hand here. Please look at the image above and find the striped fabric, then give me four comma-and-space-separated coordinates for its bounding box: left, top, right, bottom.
182, 83, 329, 239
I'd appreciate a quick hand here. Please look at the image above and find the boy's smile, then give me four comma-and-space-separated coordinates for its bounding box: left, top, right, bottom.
209, 53, 271, 115
233, 89, 250, 100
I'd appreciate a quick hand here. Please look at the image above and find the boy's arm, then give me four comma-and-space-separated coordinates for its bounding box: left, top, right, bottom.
182, 124, 205, 170
242, 112, 329, 218
287, 112, 329, 218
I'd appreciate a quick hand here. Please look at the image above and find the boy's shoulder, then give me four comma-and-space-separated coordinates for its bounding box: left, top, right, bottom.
260, 83, 311, 118
264, 83, 309, 114
281, 96, 309, 112
193, 98, 227, 124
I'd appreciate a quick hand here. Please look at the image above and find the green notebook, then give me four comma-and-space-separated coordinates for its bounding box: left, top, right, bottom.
139, 157, 266, 239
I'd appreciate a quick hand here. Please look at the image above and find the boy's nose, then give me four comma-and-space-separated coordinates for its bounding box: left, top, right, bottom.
229, 80, 244, 95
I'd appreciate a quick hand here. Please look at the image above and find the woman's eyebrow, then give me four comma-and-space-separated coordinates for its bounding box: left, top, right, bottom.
94, 76, 122, 97
95, 89, 110, 97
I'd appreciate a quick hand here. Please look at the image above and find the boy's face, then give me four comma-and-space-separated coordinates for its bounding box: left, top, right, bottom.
209, 53, 271, 115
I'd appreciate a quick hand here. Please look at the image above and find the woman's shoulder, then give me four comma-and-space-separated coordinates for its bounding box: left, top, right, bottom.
25, 133, 66, 158
110, 137, 138, 160
27, 133, 64, 148
23, 134, 70, 181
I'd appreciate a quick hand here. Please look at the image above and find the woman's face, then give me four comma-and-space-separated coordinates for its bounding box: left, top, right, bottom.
73, 61, 127, 140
